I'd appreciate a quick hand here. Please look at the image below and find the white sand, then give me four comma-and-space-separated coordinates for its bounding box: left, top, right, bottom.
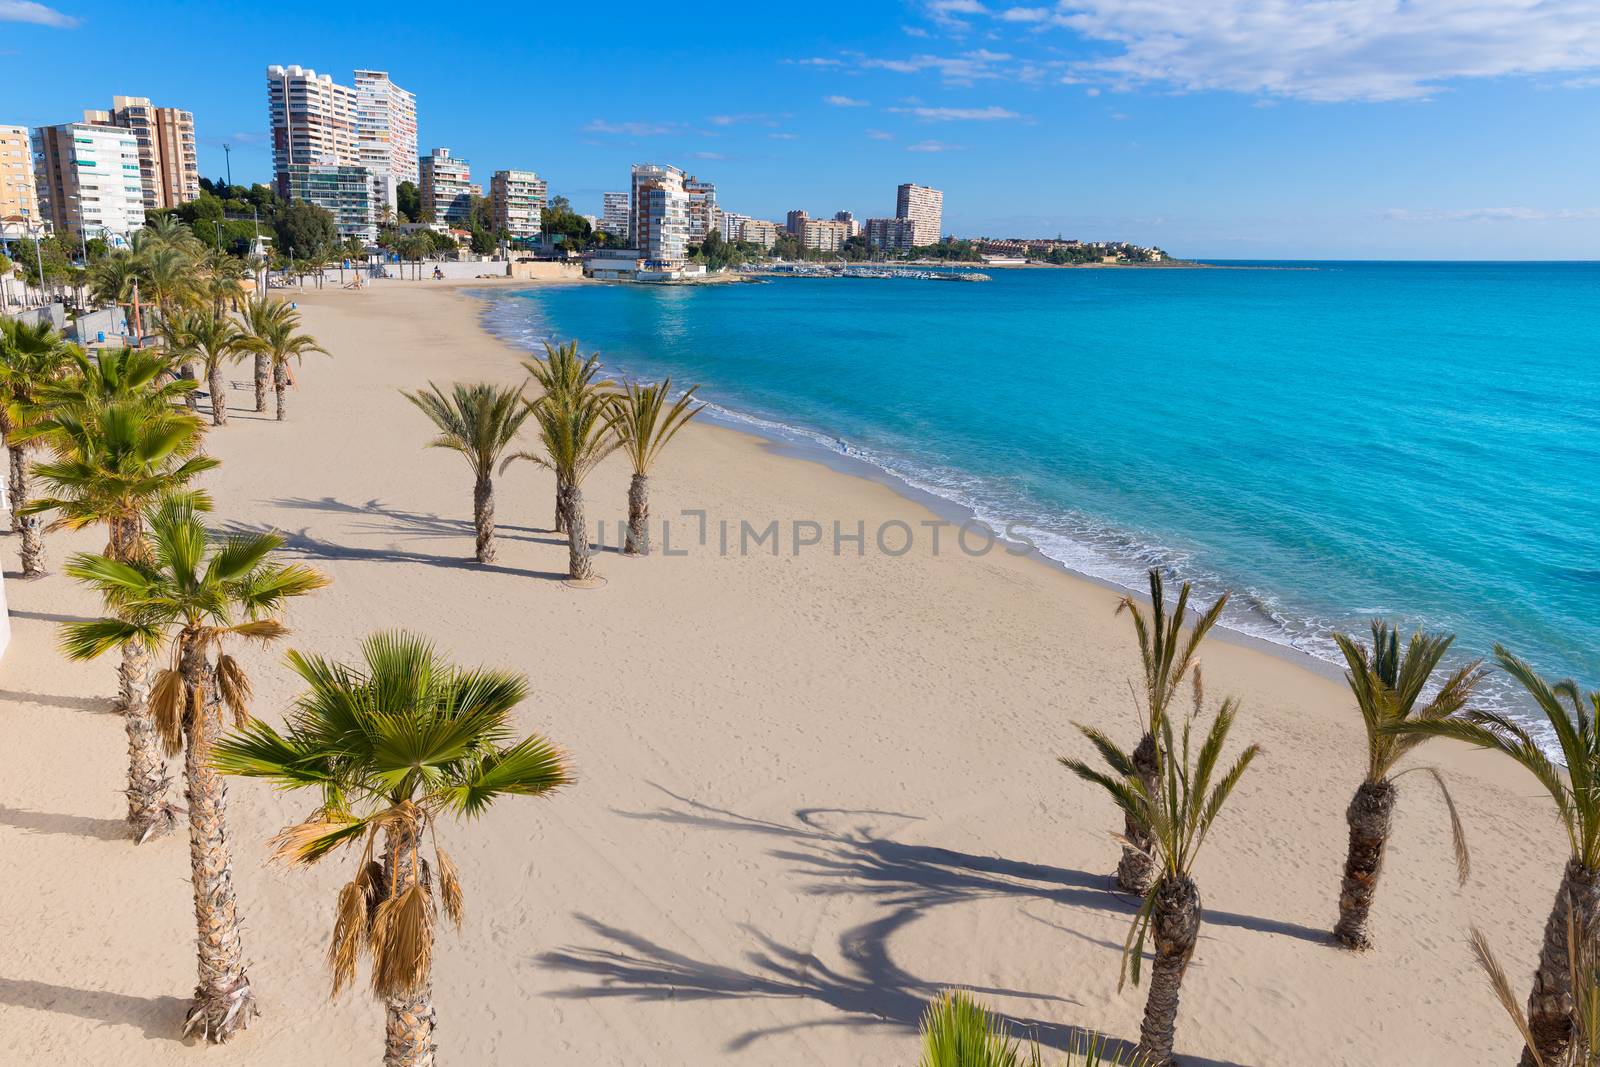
0, 281, 1566, 1065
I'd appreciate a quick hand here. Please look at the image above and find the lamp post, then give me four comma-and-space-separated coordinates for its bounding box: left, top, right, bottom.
223, 143, 232, 189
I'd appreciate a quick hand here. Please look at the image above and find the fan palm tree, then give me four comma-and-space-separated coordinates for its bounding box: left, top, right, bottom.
200, 250, 248, 318
402, 382, 530, 564
515, 387, 619, 581
1329, 621, 1484, 949
137, 242, 200, 329
1390, 650, 1600, 1067
22, 392, 215, 842
240, 297, 329, 421
89, 251, 145, 344
522, 341, 613, 533
32, 344, 196, 410
918, 989, 1149, 1066
163, 308, 248, 426
213, 631, 571, 1067
608, 378, 702, 555
1106, 569, 1227, 893
61, 498, 327, 1041
1061, 682, 1259, 1067
0, 318, 77, 574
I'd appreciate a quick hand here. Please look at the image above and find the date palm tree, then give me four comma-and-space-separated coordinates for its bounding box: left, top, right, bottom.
1391, 649, 1600, 1067
61, 499, 327, 1041
1061, 679, 1259, 1066
89, 252, 145, 344
1106, 569, 1227, 893
22, 388, 215, 842
214, 631, 571, 1067
137, 241, 200, 330
200, 250, 248, 318
403, 382, 530, 564
0, 318, 76, 574
608, 378, 702, 555
240, 297, 329, 421
522, 341, 612, 533
163, 308, 248, 426
514, 386, 619, 582
1329, 621, 1484, 949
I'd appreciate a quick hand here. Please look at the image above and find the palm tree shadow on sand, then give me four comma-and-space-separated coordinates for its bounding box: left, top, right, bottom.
0, 977, 187, 1041
538, 786, 1276, 1064
223, 518, 573, 582
264, 495, 622, 553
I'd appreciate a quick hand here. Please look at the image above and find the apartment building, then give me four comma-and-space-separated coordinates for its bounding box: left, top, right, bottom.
0, 125, 39, 230
601, 191, 630, 240
718, 210, 749, 241
865, 216, 918, 252
739, 218, 780, 249
353, 70, 417, 211
895, 182, 943, 245
420, 147, 472, 224
32, 122, 145, 240
281, 163, 375, 243
801, 217, 851, 253
83, 97, 198, 211
833, 210, 860, 237
490, 169, 546, 241
684, 175, 717, 243
266, 65, 359, 197
785, 209, 808, 236
630, 163, 689, 266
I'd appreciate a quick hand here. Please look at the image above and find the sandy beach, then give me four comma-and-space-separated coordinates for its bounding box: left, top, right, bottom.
0, 279, 1566, 1065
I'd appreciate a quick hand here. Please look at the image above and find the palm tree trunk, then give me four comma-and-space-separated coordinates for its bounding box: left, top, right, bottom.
1116, 732, 1159, 893
253, 353, 269, 412
7, 438, 22, 532
1522, 859, 1600, 1067
1334, 777, 1395, 950
15, 448, 43, 577
207, 364, 227, 426
554, 474, 569, 533
563, 482, 592, 581
626, 473, 650, 556
382, 815, 437, 1067
111, 517, 174, 843
1137, 874, 1201, 1067
473, 474, 495, 564
274, 368, 288, 421
179, 634, 257, 1042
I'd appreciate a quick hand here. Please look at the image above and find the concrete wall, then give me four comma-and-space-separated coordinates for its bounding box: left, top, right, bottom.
508, 260, 583, 282
71, 306, 129, 344
2, 302, 66, 331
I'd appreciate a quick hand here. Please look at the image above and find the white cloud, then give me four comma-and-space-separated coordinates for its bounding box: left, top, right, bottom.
793, 56, 844, 66
907, 139, 962, 152
866, 129, 897, 140
1018, 0, 1600, 102
889, 104, 1021, 120
859, 49, 1012, 84
1383, 207, 1600, 223
583, 119, 681, 136
0, 0, 78, 26
1000, 5, 1050, 20
825, 94, 870, 107
689, 151, 727, 160
769, 132, 800, 140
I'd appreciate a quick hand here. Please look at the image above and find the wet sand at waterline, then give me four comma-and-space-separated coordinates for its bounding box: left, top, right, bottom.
0, 280, 1566, 1065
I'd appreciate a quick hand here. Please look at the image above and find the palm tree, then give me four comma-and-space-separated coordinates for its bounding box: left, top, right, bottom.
163, 308, 248, 426
240, 297, 328, 420
1061, 683, 1259, 1066
200, 250, 248, 318
138, 242, 200, 329
213, 631, 571, 1067
0, 318, 76, 574
1391, 650, 1600, 1067
608, 378, 701, 555
89, 251, 145, 344
23, 391, 215, 842
917, 989, 1149, 1066
516, 386, 619, 581
32, 344, 197, 410
522, 340, 613, 533
1328, 621, 1484, 949
1106, 569, 1227, 894
61, 499, 327, 1041
402, 383, 530, 564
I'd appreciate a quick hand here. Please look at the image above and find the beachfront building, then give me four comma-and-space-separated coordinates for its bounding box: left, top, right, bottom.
833, 210, 861, 237
31, 122, 145, 241
281, 163, 376, 243
718, 210, 749, 241
895, 182, 943, 245
420, 148, 472, 225
865, 216, 917, 253
630, 163, 689, 267
353, 70, 417, 212
82, 97, 199, 211
685, 176, 717, 243
739, 218, 780, 249
785, 209, 807, 237
490, 169, 546, 242
801, 217, 851, 253
601, 191, 629, 241
266, 65, 358, 198
0, 125, 40, 232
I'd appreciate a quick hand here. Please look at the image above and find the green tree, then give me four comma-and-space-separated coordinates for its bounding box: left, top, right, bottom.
162, 308, 249, 426
519, 385, 618, 581
520, 340, 613, 533
0, 318, 77, 575
213, 631, 571, 1067
402, 382, 531, 564
608, 378, 701, 555
240, 298, 330, 421
273, 200, 339, 262
396, 181, 421, 224
62, 498, 327, 1041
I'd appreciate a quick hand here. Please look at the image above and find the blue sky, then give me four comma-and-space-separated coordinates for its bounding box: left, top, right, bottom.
5, 0, 1600, 258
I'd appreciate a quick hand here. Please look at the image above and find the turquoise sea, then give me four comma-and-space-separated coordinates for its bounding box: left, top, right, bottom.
481, 263, 1600, 723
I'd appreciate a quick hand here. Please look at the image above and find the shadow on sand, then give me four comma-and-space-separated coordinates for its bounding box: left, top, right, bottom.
539, 787, 1276, 1064
0, 803, 128, 841
0, 976, 187, 1041
264, 495, 623, 554
225, 517, 572, 582
0, 688, 116, 714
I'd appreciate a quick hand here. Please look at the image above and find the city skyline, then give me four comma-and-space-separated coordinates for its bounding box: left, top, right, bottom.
4, 1, 1600, 258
